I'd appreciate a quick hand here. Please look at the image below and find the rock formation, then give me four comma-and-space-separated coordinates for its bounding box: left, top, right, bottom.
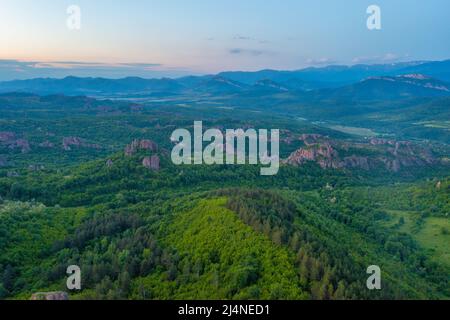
301, 134, 324, 146
124, 139, 158, 156
139, 139, 158, 151
0, 132, 30, 153
62, 137, 101, 151
370, 138, 396, 146
30, 291, 69, 301
39, 140, 55, 148
7, 171, 20, 177
342, 155, 370, 170
62, 137, 82, 151
28, 164, 45, 171
143, 155, 160, 171
5, 138, 31, 153
16, 139, 31, 153
285, 134, 438, 172
0, 131, 15, 143
285, 142, 341, 169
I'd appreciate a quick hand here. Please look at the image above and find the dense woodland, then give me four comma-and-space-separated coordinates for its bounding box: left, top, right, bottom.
0, 94, 449, 300
0, 152, 448, 299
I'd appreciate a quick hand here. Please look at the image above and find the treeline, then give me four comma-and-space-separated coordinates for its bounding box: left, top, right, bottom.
0, 151, 353, 209
217, 189, 367, 299
215, 188, 449, 299
43, 212, 180, 299
358, 179, 449, 218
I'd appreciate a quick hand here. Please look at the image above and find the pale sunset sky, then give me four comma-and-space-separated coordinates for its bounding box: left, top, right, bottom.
0, 0, 449, 80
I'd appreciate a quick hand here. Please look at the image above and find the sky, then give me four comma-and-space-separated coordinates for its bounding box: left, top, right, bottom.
0, 0, 449, 80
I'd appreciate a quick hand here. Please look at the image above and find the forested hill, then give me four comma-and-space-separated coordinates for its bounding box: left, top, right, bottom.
0, 148, 448, 300
0, 90, 448, 300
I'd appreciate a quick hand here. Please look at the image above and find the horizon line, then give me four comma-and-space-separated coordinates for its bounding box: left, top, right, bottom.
1, 58, 448, 82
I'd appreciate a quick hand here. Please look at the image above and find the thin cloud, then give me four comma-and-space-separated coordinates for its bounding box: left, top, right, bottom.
306, 58, 338, 66
233, 34, 255, 41
0, 59, 189, 81
352, 53, 411, 64
34, 61, 162, 69
233, 34, 269, 44
229, 48, 267, 56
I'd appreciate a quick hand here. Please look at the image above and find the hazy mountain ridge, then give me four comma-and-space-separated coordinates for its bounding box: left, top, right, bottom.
1, 60, 450, 98
310, 74, 450, 101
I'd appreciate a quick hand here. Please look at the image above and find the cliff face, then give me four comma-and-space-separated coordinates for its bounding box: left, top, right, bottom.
285, 134, 438, 172
342, 155, 370, 170
286, 143, 341, 169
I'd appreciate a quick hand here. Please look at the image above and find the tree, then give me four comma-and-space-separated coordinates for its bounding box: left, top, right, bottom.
0, 284, 7, 299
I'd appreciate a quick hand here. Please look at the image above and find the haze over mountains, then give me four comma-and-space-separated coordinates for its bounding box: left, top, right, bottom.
1, 60, 450, 100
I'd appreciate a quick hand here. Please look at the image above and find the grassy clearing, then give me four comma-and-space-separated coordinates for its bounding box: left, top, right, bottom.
384, 210, 419, 233
384, 210, 450, 268
414, 121, 450, 130
327, 125, 378, 137
415, 217, 450, 267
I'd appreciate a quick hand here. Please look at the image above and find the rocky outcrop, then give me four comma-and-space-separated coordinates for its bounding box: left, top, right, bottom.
380, 158, 400, 172
39, 140, 54, 148
342, 156, 370, 170
286, 146, 371, 170
285, 134, 438, 172
124, 139, 160, 171
370, 138, 396, 146
285, 143, 340, 169
418, 148, 435, 164
140, 139, 158, 152
28, 164, 45, 171
30, 292, 69, 301
300, 134, 324, 146
124, 139, 158, 156
62, 137, 101, 151
143, 155, 160, 171
142, 157, 152, 169
5, 138, 31, 153
7, 171, 20, 177
62, 137, 82, 151
0, 132, 15, 143
106, 159, 114, 168
0, 132, 31, 153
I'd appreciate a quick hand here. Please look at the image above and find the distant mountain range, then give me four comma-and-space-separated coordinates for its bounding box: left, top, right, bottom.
217, 60, 450, 87
0, 76, 185, 97
0, 60, 450, 100
311, 74, 450, 101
